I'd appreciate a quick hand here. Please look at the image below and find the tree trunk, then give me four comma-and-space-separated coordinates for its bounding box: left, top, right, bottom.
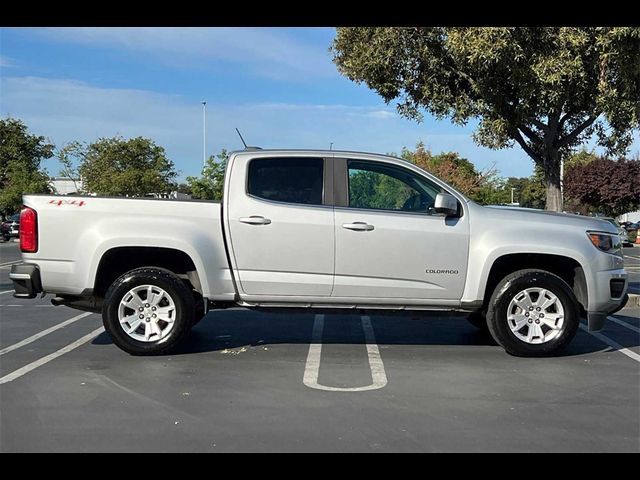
543, 149, 563, 212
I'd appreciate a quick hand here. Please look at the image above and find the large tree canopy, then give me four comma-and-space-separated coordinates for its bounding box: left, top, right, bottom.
332, 27, 640, 211
62, 136, 177, 197
0, 117, 53, 217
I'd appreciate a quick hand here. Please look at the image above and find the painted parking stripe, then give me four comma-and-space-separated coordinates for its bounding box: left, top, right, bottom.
0, 260, 21, 267
607, 316, 640, 334
0, 290, 13, 295
579, 324, 640, 363
303, 315, 388, 392
0, 312, 93, 356
0, 326, 104, 385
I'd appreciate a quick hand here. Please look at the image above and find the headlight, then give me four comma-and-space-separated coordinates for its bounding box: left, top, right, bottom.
587, 231, 622, 256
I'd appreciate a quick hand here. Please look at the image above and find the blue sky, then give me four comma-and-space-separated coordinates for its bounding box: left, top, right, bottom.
1, 27, 637, 182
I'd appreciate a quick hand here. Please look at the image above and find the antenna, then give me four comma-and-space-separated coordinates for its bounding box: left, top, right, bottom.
235, 128, 262, 150
235, 128, 248, 149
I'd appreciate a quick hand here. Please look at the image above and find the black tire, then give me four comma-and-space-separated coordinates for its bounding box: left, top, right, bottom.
466, 309, 488, 331
486, 269, 580, 357
102, 267, 195, 355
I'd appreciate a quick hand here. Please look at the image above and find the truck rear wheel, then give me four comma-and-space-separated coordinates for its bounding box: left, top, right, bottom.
102, 267, 195, 355
486, 269, 580, 357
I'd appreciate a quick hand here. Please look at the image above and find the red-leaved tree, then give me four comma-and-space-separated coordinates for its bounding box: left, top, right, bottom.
564, 157, 640, 217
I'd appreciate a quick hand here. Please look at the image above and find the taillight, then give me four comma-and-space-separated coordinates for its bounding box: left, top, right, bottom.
20, 206, 38, 253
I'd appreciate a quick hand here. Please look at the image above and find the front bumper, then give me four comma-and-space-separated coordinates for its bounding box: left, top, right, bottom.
9, 263, 43, 299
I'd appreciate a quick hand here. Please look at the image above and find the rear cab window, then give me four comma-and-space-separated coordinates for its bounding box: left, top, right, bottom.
247, 157, 324, 206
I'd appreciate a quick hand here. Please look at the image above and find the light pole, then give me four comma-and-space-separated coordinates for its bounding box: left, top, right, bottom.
201, 101, 207, 168
330, 142, 333, 151
511, 187, 515, 205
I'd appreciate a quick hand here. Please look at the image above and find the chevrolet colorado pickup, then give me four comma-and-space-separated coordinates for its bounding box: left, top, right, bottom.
10, 149, 629, 356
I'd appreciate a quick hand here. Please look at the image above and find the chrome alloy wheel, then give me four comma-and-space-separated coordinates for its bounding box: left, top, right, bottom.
506, 287, 565, 344
117, 285, 177, 342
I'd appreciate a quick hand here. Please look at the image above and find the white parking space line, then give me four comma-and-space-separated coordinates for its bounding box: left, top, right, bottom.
303, 315, 388, 392
607, 316, 640, 334
0, 326, 104, 385
0, 290, 13, 295
0, 260, 21, 267
0, 312, 93, 356
579, 324, 640, 363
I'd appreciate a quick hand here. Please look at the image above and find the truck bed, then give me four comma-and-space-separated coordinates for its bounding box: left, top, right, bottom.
21, 195, 235, 300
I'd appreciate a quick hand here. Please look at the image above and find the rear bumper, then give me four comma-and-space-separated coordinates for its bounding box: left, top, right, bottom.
9, 263, 43, 299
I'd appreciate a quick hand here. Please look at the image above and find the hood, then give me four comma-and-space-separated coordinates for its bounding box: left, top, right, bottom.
474, 204, 620, 234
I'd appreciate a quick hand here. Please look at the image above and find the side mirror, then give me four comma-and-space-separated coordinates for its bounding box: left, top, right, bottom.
434, 193, 458, 216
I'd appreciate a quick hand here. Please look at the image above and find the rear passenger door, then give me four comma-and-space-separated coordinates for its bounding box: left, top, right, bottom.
226, 155, 335, 297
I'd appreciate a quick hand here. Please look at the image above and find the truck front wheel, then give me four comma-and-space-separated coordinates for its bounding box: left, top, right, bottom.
486, 269, 580, 357
102, 267, 195, 355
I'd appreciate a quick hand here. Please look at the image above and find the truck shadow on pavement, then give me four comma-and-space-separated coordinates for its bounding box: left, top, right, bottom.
92, 308, 639, 358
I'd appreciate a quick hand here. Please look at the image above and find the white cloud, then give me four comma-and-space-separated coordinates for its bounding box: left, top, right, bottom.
0, 55, 16, 67
1, 75, 544, 179
34, 27, 336, 80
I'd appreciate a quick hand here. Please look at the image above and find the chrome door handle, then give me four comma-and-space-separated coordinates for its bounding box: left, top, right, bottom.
342, 222, 374, 231
239, 216, 272, 225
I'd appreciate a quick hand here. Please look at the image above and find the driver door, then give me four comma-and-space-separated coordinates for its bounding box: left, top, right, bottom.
332, 158, 469, 300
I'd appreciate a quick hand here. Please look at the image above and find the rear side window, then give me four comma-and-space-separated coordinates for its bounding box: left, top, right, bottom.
247, 157, 324, 205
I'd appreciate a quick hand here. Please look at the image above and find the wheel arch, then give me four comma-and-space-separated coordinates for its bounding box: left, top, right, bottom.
93, 246, 203, 299
482, 253, 588, 314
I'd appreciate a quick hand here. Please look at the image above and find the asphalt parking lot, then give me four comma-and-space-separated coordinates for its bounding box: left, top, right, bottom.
0, 240, 639, 452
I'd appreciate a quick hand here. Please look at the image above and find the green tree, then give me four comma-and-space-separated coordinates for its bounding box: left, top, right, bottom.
69, 136, 177, 196
519, 167, 547, 209
0, 117, 53, 217
56, 141, 84, 194
186, 149, 229, 201
565, 148, 598, 169
400, 142, 505, 204
332, 27, 640, 212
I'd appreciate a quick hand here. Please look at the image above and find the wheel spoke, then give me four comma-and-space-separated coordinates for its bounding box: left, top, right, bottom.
127, 318, 143, 334
147, 286, 156, 306
145, 322, 154, 340
509, 314, 529, 330
525, 325, 535, 343
120, 313, 139, 326
535, 324, 546, 341
151, 321, 162, 337
122, 292, 144, 310
155, 306, 175, 323
514, 291, 533, 311
538, 291, 557, 311
541, 313, 563, 328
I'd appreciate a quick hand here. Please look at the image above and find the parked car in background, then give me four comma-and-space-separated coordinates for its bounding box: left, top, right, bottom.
1, 213, 20, 241
621, 221, 639, 232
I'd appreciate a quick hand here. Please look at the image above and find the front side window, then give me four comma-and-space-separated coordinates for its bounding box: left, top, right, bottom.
248, 157, 324, 205
347, 160, 442, 213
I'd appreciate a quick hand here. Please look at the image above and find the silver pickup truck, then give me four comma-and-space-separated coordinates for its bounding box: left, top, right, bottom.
10, 149, 629, 356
